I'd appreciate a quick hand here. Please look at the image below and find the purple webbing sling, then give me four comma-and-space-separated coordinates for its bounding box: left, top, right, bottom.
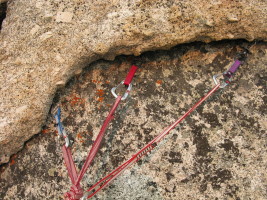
228, 60, 242, 74
223, 60, 242, 79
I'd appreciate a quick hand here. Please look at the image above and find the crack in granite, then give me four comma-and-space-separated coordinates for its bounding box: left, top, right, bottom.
0, 40, 266, 200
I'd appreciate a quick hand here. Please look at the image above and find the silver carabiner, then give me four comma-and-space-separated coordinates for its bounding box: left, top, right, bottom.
80, 193, 89, 200
111, 81, 132, 100
213, 73, 230, 88
62, 129, 71, 147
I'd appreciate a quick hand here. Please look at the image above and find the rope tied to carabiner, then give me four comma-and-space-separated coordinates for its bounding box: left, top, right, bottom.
54, 49, 248, 199
213, 49, 249, 88
54, 65, 138, 200
81, 52, 248, 199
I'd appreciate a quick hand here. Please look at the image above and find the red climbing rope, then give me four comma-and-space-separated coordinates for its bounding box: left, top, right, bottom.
55, 65, 138, 200
64, 96, 123, 199
81, 56, 245, 199
81, 84, 221, 199
74, 96, 122, 186
55, 53, 245, 199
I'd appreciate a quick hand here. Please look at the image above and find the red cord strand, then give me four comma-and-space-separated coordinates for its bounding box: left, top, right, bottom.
83, 84, 221, 199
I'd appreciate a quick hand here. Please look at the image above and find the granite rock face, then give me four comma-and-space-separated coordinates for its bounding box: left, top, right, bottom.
0, 0, 267, 164
0, 41, 266, 199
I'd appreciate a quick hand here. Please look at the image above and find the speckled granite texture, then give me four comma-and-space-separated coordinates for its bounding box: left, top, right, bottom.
1, 0, 267, 164
0, 41, 266, 200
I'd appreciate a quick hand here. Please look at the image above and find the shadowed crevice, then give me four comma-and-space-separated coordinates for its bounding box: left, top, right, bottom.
0, 2, 7, 30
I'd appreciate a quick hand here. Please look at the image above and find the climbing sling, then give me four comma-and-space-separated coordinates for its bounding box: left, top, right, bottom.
55, 65, 138, 199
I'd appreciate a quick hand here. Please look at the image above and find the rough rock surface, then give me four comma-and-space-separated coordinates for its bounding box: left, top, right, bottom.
0, 0, 267, 164
0, 41, 266, 199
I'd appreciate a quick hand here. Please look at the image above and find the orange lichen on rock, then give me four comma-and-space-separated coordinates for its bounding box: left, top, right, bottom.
96, 89, 105, 96
97, 97, 104, 102
96, 89, 105, 102
69, 94, 85, 106
156, 80, 163, 85
10, 155, 17, 166
42, 129, 50, 134
77, 133, 83, 139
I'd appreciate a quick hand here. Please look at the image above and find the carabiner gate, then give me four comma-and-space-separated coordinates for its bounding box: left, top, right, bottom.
213, 73, 231, 88
111, 81, 132, 100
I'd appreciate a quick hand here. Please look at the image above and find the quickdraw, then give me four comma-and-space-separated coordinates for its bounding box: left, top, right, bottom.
54, 50, 248, 200
55, 65, 138, 199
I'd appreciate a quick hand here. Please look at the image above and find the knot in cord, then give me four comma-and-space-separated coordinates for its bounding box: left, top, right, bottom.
64, 185, 83, 200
